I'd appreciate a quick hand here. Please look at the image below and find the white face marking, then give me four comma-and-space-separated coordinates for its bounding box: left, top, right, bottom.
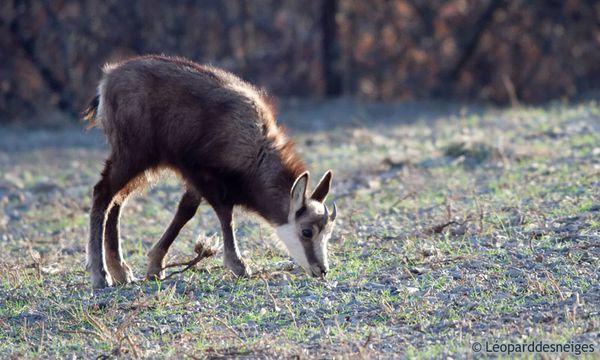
276, 201, 335, 277
282, 171, 336, 277
276, 223, 310, 272
313, 228, 332, 271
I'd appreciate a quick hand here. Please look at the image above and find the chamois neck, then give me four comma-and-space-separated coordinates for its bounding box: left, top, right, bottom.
250, 143, 307, 226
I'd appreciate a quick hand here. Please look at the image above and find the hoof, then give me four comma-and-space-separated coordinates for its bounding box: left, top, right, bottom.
147, 249, 166, 281
91, 271, 111, 289
108, 262, 136, 285
225, 257, 252, 278
146, 266, 164, 281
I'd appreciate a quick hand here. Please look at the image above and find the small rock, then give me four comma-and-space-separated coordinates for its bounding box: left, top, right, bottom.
365, 282, 386, 291
587, 204, 600, 212
421, 246, 437, 257
506, 269, 522, 278
405, 286, 419, 294
4, 174, 24, 189
535, 254, 544, 263
325, 280, 338, 289
31, 181, 60, 193
510, 213, 527, 226
11, 311, 46, 324
410, 266, 426, 275
558, 223, 580, 233
450, 224, 467, 236
337, 314, 349, 325
8, 192, 26, 204
367, 179, 381, 190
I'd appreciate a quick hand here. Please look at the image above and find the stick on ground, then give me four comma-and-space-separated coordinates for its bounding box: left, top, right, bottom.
161, 242, 217, 281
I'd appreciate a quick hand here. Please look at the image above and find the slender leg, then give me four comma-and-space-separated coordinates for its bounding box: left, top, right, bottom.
87, 159, 138, 289
214, 205, 251, 277
147, 190, 201, 280
186, 172, 250, 277
104, 203, 136, 285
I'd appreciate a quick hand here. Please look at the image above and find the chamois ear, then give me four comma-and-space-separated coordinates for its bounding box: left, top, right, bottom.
310, 170, 332, 203
290, 172, 309, 213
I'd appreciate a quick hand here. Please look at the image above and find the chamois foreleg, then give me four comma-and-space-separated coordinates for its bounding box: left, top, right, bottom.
146, 189, 201, 280
214, 205, 251, 277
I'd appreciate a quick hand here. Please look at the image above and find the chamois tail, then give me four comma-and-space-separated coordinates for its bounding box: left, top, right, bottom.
82, 94, 100, 128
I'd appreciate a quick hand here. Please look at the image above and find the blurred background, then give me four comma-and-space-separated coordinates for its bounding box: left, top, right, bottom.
2, 0, 600, 124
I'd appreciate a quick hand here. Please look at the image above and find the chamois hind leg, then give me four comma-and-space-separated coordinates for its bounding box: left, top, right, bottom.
88, 158, 142, 289
104, 203, 136, 285
146, 189, 201, 280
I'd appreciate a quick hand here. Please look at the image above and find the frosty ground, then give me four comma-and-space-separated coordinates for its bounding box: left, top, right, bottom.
0, 100, 599, 358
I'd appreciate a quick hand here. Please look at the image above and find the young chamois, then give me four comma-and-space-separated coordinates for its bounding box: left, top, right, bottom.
83, 55, 337, 289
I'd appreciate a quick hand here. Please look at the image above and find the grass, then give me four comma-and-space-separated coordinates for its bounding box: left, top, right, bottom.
0, 99, 599, 358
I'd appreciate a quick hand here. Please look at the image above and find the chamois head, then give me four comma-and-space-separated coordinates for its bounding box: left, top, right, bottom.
276, 170, 337, 277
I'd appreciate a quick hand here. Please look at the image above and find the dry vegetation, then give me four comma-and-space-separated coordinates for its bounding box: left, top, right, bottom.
0, 100, 599, 358
4, 0, 600, 122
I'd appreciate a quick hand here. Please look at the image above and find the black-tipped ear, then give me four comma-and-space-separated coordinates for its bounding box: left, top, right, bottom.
290, 171, 309, 212
311, 170, 332, 203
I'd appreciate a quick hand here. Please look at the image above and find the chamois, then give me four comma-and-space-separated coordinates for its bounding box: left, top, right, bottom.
83, 55, 337, 289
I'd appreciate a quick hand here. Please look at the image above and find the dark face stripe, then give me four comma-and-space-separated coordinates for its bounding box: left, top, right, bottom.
295, 206, 307, 218
301, 236, 319, 266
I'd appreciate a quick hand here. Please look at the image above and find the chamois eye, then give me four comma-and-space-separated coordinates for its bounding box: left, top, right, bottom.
301, 229, 313, 238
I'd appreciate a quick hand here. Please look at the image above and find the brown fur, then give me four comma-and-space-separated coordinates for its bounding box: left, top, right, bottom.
90, 55, 307, 222
85, 55, 309, 287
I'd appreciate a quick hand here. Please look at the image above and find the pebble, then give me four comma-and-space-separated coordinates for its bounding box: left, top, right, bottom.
10, 311, 46, 324
450, 271, 462, 280
588, 204, 600, 212
410, 266, 426, 275
405, 287, 419, 294
364, 282, 387, 291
